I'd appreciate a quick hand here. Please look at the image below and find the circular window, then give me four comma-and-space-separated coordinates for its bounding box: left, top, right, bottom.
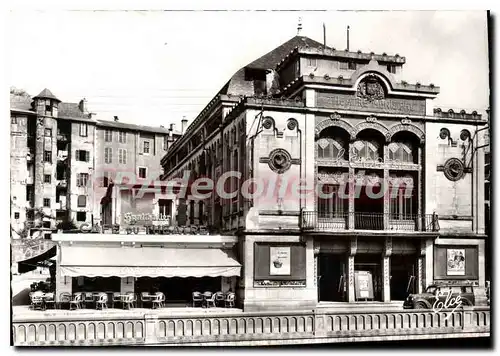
268, 149, 292, 174
443, 158, 465, 181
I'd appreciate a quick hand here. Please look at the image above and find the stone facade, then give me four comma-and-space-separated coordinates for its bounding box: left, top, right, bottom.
159, 36, 488, 311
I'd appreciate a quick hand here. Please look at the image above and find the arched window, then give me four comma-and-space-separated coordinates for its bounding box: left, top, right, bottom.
388, 142, 414, 163
317, 137, 345, 160
352, 140, 381, 162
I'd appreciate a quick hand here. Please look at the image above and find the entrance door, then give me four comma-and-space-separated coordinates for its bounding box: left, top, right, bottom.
318, 253, 346, 302
354, 254, 382, 301
390, 254, 417, 300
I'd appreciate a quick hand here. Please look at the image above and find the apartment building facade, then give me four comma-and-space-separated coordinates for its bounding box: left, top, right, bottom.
10, 88, 182, 237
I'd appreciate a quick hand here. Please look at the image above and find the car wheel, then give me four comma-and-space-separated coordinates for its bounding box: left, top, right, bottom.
415, 302, 427, 309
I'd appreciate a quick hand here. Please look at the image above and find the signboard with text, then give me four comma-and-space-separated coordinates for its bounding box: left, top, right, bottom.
354, 270, 374, 300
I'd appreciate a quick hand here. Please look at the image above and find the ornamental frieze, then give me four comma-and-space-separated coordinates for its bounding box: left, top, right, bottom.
316, 92, 426, 116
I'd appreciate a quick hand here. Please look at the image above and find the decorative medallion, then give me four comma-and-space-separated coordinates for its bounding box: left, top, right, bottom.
267, 148, 292, 174
357, 75, 385, 101
401, 118, 412, 125
439, 128, 450, 140
262, 117, 274, 130
330, 112, 341, 121
443, 158, 465, 181
460, 129, 471, 141
287, 118, 298, 131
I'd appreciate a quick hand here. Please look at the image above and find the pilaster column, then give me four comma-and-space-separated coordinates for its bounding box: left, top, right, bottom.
383, 169, 389, 230
348, 237, 357, 302
382, 237, 392, 302
417, 239, 426, 294
417, 145, 423, 231
348, 168, 355, 230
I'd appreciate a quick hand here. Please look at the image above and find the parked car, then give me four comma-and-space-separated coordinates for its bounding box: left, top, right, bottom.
403, 284, 475, 309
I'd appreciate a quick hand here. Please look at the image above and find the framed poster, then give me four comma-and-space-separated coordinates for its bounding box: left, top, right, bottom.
447, 248, 466, 276
269, 246, 291, 275
354, 270, 374, 300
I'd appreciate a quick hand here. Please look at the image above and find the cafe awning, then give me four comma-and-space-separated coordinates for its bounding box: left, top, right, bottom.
59, 246, 241, 278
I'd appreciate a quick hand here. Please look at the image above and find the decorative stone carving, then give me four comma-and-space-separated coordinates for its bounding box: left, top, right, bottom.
330, 112, 341, 121
387, 123, 425, 143
353, 121, 390, 140
287, 118, 298, 131
262, 117, 274, 130
439, 128, 450, 140
267, 148, 292, 174
366, 115, 377, 123
315, 117, 355, 139
356, 74, 385, 102
384, 237, 392, 257
442, 158, 466, 181
401, 118, 412, 125
460, 129, 471, 141
383, 257, 390, 287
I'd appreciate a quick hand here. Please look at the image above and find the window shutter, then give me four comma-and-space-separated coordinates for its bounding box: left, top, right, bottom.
86, 151, 90, 162
76, 150, 80, 160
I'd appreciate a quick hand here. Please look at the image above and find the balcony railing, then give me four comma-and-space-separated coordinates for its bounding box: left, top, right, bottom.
56, 180, 68, 189
300, 211, 440, 232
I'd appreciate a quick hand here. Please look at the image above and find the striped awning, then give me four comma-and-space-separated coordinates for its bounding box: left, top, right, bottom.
59, 246, 241, 278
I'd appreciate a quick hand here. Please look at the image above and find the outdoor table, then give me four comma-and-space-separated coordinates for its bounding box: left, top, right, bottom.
140, 294, 156, 308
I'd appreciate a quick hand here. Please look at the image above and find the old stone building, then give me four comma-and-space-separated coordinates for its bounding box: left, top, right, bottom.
10, 88, 182, 236
156, 35, 488, 310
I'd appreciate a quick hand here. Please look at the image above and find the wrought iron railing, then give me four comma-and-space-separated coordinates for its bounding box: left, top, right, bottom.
300, 211, 440, 232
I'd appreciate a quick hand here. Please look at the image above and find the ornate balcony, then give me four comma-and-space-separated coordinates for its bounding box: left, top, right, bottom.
300, 211, 440, 232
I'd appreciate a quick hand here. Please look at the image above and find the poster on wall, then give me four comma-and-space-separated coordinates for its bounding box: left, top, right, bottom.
269, 247, 291, 275
447, 249, 466, 276
354, 270, 374, 300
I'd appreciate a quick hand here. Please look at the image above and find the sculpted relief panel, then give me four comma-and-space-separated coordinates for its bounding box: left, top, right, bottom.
316, 92, 426, 116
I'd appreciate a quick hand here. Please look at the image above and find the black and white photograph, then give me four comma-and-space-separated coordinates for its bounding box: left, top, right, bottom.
6, 3, 492, 348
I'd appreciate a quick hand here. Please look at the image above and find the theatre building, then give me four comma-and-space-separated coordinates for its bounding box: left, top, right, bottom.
52, 36, 488, 311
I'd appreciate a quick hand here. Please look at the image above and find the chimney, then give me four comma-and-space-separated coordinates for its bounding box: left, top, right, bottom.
181, 117, 188, 135
79, 98, 88, 113
114, 116, 119, 122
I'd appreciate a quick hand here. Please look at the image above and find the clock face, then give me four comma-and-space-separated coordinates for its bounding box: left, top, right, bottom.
443, 158, 465, 181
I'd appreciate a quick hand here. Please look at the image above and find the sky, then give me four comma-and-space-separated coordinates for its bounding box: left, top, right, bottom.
6, 10, 490, 129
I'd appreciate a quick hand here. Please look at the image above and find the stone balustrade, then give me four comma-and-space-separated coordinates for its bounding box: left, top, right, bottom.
12, 307, 490, 346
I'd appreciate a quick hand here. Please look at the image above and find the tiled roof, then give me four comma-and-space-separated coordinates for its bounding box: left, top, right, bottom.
58, 103, 90, 119
10, 93, 33, 112
33, 88, 61, 102
246, 36, 327, 70
96, 119, 181, 135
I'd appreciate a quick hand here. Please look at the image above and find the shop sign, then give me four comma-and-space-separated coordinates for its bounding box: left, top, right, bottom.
354, 270, 374, 300
446, 249, 465, 276
269, 247, 291, 275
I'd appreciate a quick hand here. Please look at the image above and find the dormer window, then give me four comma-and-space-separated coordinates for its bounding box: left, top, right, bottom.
307, 58, 317, 67
387, 65, 397, 74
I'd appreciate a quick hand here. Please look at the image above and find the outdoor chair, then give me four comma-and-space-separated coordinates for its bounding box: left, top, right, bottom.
192, 292, 203, 307
127, 293, 138, 308
69, 293, 83, 310
44, 292, 56, 310
122, 294, 135, 310
214, 291, 225, 307
205, 293, 217, 308
58, 292, 72, 309
225, 293, 235, 308
96, 293, 108, 310
152, 292, 165, 309
30, 292, 44, 311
